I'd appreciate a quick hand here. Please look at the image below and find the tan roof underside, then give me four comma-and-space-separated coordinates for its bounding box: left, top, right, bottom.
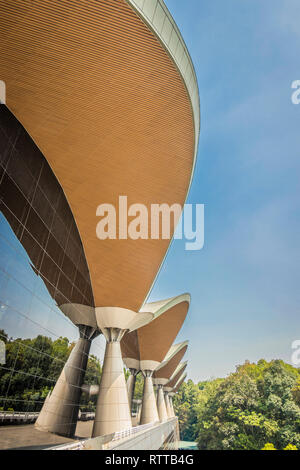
0, 0, 195, 311
121, 301, 188, 363
168, 363, 187, 389
153, 345, 187, 380
173, 373, 187, 393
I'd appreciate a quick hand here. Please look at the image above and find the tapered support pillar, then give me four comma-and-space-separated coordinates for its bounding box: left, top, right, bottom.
127, 368, 138, 411
169, 393, 175, 417
92, 305, 153, 436
164, 390, 172, 419
157, 384, 168, 422
140, 370, 159, 425
92, 328, 131, 437
137, 402, 142, 425
35, 325, 98, 437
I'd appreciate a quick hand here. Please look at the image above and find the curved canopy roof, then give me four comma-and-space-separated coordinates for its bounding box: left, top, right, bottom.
121, 294, 190, 368
0, 0, 199, 313
173, 372, 187, 393
153, 341, 188, 381
166, 361, 187, 389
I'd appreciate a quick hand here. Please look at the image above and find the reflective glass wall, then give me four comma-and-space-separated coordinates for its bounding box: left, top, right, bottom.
0, 106, 102, 448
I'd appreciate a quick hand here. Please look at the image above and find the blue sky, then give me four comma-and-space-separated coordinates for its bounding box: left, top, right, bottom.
1, 0, 299, 383
148, 0, 300, 381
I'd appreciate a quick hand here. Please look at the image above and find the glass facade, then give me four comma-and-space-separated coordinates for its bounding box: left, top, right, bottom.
0, 106, 102, 448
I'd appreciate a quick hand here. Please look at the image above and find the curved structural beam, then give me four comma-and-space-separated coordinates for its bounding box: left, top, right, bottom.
127, 0, 200, 299
152, 341, 188, 423
165, 362, 187, 393
122, 294, 190, 371
173, 372, 187, 394
127, 0, 200, 196
153, 340, 188, 385
164, 369, 187, 420
156, 340, 188, 370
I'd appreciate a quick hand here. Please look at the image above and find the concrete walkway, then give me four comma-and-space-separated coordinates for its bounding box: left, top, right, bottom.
0, 421, 94, 450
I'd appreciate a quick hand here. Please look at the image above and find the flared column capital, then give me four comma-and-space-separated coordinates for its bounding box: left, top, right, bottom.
141, 369, 154, 378
95, 306, 153, 332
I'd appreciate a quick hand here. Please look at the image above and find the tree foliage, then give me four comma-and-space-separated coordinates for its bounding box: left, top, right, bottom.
0, 331, 102, 412
174, 359, 300, 450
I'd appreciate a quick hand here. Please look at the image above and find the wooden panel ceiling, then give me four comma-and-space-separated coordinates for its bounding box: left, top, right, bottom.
122, 301, 189, 363
173, 373, 187, 392
0, 0, 195, 311
167, 363, 187, 389
153, 345, 187, 380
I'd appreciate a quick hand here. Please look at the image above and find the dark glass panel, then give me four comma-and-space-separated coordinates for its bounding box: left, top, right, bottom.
0, 172, 30, 225
45, 232, 65, 268
39, 253, 60, 289
51, 213, 69, 252
56, 192, 73, 231
0, 127, 13, 168
0, 164, 4, 183
61, 254, 77, 284
14, 128, 43, 180
25, 207, 49, 250
20, 228, 44, 272
5, 148, 36, 203
74, 268, 87, 295
0, 105, 95, 310
69, 285, 84, 305
0, 105, 20, 144
38, 163, 61, 210
56, 272, 73, 303
64, 233, 80, 267
31, 186, 55, 231
39, 273, 57, 301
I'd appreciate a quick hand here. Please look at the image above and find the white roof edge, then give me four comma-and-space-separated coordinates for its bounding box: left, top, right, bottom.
155, 340, 189, 371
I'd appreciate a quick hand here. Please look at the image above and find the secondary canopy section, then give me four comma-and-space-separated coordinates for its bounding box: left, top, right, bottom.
121, 294, 190, 369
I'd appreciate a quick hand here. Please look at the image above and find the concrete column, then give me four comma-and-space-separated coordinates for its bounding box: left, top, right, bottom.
92, 328, 131, 437
156, 384, 168, 422
35, 325, 98, 437
140, 370, 159, 425
137, 402, 142, 425
127, 368, 138, 411
169, 394, 175, 417
164, 391, 172, 419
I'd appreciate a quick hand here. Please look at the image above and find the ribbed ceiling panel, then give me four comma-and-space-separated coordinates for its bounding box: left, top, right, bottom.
0, 0, 195, 311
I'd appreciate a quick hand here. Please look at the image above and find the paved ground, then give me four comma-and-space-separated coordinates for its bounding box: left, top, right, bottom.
0, 420, 94, 450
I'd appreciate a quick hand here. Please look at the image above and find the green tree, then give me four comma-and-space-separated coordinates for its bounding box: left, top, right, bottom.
193, 360, 300, 450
